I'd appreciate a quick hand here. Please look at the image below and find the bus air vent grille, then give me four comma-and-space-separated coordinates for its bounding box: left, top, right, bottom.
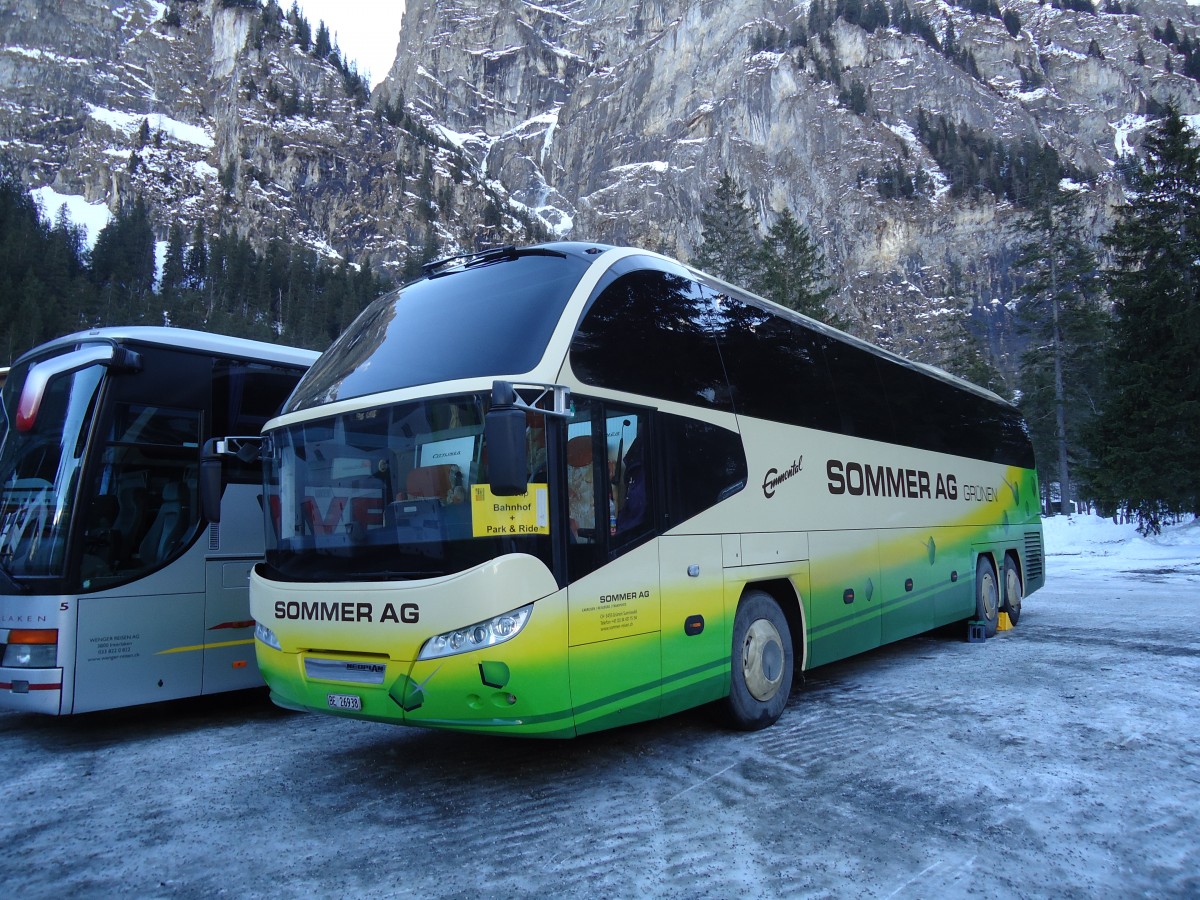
208, 523, 220, 551
1024, 531, 1044, 582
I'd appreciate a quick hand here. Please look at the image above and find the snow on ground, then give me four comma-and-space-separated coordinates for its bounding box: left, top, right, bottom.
1043, 511, 1200, 565
1112, 113, 1148, 158
1, 515, 1198, 897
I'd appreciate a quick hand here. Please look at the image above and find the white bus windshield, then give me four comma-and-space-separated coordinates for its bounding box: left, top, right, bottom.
0, 358, 104, 580
262, 393, 553, 582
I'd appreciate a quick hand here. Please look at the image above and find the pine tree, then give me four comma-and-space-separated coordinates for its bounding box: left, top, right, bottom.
314, 21, 332, 60
89, 195, 156, 320
944, 326, 1006, 394
693, 172, 760, 286
161, 222, 187, 296
0, 173, 97, 355
751, 208, 841, 325
1085, 106, 1200, 531
1014, 184, 1107, 515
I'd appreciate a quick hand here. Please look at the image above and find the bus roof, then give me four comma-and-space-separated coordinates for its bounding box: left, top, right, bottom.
13, 327, 320, 370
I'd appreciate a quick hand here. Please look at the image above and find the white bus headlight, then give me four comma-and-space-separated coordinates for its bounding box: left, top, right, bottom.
254, 621, 282, 651
418, 604, 533, 661
2, 629, 58, 667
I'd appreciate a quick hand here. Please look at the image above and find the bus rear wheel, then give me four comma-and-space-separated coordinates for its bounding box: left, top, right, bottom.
1002, 556, 1022, 626
975, 557, 999, 638
721, 591, 793, 731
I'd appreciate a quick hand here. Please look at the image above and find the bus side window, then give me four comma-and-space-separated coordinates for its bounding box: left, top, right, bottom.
659, 414, 747, 526
565, 401, 656, 580
607, 409, 653, 553
79, 405, 203, 588
566, 434, 595, 542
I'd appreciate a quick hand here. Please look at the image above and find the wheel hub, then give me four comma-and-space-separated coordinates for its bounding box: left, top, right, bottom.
742, 619, 785, 702
1006, 568, 1022, 616
981, 570, 998, 620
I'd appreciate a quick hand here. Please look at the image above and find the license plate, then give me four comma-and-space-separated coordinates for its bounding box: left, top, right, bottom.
326, 693, 362, 711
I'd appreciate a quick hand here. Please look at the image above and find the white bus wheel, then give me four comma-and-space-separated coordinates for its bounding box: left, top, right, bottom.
1002, 556, 1023, 626
975, 557, 1000, 638
722, 591, 793, 731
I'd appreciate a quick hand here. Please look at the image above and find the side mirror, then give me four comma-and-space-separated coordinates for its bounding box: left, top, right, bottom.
485, 382, 528, 496
199, 436, 263, 524
483, 379, 572, 496
200, 438, 224, 524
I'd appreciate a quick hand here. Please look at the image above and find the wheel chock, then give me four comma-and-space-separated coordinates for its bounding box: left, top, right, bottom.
966, 621, 986, 643
997, 612, 1013, 631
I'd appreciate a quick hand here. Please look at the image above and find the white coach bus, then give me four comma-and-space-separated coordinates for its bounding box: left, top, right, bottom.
0, 328, 316, 715
243, 244, 1044, 737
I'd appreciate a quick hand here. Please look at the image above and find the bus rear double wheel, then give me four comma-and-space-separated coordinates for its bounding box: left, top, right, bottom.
721, 590, 793, 731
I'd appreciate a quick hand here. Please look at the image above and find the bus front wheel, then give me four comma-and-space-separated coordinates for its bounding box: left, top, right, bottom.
1002, 555, 1022, 626
975, 557, 1000, 638
721, 591, 793, 731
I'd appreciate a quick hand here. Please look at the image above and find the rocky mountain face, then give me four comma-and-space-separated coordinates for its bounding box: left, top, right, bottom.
0, 0, 518, 282
2, 0, 1200, 375
379, 0, 1200, 368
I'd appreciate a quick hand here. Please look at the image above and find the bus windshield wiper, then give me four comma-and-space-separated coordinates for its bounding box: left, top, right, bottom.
421, 246, 567, 279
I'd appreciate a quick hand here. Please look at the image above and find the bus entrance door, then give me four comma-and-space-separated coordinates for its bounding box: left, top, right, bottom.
567, 540, 661, 735
201, 484, 267, 694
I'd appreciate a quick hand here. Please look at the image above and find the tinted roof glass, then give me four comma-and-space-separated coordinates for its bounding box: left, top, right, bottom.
285, 252, 591, 413
570, 264, 733, 411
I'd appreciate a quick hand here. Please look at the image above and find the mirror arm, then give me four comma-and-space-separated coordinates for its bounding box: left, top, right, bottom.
491, 380, 572, 419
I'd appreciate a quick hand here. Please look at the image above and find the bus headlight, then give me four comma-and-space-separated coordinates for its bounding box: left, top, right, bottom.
2, 629, 58, 667
254, 621, 282, 651
418, 604, 533, 661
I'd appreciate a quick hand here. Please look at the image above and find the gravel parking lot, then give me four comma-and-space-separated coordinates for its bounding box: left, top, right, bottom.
2, 517, 1198, 898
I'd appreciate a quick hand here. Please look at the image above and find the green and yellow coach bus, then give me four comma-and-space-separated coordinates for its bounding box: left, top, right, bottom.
242, 244, 1044, 737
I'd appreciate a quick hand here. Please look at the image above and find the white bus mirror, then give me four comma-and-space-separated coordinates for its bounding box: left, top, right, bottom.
16, 345, 143, 432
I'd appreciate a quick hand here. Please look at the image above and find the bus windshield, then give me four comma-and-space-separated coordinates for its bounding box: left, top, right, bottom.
0, 357, 104, 580
283, 250, 590, 414
263, 393, 553, 582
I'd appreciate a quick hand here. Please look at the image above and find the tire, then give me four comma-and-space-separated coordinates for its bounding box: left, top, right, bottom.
720, 591, 793, 731
1002, 555, 1023, 626
975, 556, 999, 638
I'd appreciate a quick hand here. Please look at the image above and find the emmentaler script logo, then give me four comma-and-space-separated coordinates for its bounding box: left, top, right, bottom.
762, 455, 804, 499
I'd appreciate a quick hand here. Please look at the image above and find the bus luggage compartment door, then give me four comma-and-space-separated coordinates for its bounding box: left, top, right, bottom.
202, 558, 260, 694
658, 535, 726, 716
805, 530, 882, 669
